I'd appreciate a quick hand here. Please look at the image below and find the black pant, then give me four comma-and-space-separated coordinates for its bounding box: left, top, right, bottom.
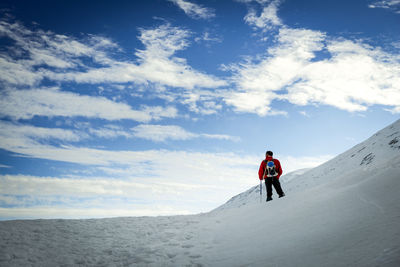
265, 177, 284, 197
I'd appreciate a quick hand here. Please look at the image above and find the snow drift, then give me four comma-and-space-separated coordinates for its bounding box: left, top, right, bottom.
1, 119, 400, 266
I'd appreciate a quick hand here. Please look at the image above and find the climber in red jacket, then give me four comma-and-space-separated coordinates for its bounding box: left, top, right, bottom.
258, 150, 285, 202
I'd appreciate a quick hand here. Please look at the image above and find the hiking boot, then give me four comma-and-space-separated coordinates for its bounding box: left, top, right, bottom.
279, 193, 285, 198
266, 197, 273, 202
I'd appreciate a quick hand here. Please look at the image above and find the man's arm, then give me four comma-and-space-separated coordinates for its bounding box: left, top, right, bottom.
276, 159, 283, 179
258, 161, 265, 180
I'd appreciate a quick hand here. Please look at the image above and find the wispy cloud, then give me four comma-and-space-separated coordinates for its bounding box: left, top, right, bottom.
0, 121, 238, 161
194, 31, 223, 44
0, 20, 117, 86
0, 121, 241, 179
299, 111, 311, 117
87, 125, 133, 139
0, 87, 177, 122
0, 164, 11, 168
0, 121, 83, 148
244, 0, 283, 31
0, 174, 222, 198
168, 0, 216, 20
368, 0, 400, 13
0, 121, 255, 178
132, 124, 239, 142
132, 124, 197, 142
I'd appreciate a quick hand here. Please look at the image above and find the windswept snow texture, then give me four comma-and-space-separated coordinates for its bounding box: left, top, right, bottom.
1, 120, 400, 266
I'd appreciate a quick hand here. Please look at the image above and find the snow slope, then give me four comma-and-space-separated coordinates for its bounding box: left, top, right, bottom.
1, 119, 400, 266
217, 118, 400, 211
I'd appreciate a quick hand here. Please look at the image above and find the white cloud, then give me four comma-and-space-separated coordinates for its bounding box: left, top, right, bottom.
0, 20, 118, 86
131, 124, 239, 142
0, 87, 178, 121
225, 27, 400, 114
0, 121, 83, 143
244, 0, 282, 30
368, 0, 400, 13
285, 39, 400, 112
200, 133, 240, 142
224, 28, 325, 116
0, 57, 42, 86
87, 125, 133, 139
82, 122, 239, 142
168, 0, 216, 20
224, 90, 287, 116
299, 111, 311, 117
133, 24, 226, 88
132, 124, 197, 142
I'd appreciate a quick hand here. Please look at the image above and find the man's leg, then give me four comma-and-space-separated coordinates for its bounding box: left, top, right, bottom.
265, 178, 273, 200
272, 177, 284, 197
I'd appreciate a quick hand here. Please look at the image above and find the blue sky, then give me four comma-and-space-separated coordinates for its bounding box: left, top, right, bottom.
0, 0, 399, 219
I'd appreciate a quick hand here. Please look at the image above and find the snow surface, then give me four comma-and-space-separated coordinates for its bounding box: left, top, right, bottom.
1, 119, 400, 266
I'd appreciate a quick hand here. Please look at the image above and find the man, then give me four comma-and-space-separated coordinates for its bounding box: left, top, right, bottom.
258, 150, 285, 202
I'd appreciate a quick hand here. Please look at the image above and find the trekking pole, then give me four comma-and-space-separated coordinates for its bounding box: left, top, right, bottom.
260, 161, 267, 203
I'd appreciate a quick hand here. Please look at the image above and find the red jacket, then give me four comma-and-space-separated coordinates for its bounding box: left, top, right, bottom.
258, 155, 283, 180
